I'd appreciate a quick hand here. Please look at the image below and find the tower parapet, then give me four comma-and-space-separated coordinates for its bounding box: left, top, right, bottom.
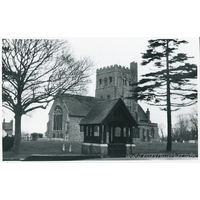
97, 64, 130, 74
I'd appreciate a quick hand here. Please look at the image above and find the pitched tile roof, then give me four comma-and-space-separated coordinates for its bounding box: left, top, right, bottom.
61, 94, 103, 117
80, 99, 118, 125
138, 104, 148, 122
80, 98, 138, 126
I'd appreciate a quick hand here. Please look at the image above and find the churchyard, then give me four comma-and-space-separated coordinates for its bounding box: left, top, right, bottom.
3, 139, 198, 161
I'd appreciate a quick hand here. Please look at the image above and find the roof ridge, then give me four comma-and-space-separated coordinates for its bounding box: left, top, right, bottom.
95, 98, 121, 103
61, 93, 96, 99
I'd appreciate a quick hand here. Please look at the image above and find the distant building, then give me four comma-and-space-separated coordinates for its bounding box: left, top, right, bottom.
46, 61, 159, 142
2, 119, 13, 136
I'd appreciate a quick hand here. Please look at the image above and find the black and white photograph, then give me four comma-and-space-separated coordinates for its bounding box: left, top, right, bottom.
1, 1, 200, 200
2, 37, 198, 161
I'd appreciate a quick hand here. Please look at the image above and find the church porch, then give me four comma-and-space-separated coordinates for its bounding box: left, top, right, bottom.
80, 98, 138, 157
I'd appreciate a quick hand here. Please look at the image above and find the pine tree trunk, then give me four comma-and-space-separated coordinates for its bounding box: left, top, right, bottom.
13, 113, 22, 154
166, 40, 172, 151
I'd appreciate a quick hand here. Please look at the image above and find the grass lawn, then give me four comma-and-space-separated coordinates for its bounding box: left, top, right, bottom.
3, 140, 83, 160
2, 140, 198, 160
134, 141, 198, 155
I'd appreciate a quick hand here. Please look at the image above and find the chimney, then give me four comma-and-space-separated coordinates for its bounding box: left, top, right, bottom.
3, 118, 5, 129
146, 108, 150, 122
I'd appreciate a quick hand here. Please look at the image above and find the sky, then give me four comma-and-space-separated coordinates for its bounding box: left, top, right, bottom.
2, 37, 199, 136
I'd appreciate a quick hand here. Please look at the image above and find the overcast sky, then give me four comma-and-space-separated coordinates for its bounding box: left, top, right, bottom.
2, 37, 199, 135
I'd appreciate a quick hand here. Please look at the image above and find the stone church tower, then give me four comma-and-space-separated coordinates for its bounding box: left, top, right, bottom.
95, 61, 138, 120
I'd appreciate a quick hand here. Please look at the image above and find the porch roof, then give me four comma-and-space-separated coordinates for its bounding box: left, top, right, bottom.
80, 98, 138, 126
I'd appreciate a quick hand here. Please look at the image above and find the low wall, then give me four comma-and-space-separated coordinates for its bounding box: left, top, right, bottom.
82, 143, 136, 157
125, 144, 136, 156
82, 143, 108, 157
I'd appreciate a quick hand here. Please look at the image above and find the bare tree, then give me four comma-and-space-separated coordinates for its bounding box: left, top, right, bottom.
2, 39, 94, 154
158, 123, 166, 141
174, 114, 189, 140
189, 108, 198, 139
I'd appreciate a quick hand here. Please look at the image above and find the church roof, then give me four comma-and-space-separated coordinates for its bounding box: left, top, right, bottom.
52, 94, 149, 123
138, 104, 148, 122
80, 98, 138, 126
61, 94, 103, 117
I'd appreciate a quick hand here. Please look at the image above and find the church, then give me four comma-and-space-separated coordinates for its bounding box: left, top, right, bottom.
46, 61, 159, 145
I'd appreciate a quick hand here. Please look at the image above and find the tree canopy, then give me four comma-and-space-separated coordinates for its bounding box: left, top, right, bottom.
131, 39, 197, 111
2, 39, 94, 153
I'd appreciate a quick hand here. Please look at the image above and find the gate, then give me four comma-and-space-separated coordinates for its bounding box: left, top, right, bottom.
108, 143, 126, 157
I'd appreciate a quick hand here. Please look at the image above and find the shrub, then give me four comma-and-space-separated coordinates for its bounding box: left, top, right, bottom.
31, 133, 43, 141
3, 136, 14, 151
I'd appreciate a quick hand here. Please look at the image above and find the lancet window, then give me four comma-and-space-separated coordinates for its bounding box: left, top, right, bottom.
53, 105, 63, 130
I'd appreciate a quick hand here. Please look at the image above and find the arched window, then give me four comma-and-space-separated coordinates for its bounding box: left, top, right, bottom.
104, 77, 108, 86
99, 79, 102, 85
118, 76, 122, 86
151, 128, 154, 138
107, 95, 110, 100
147, 129, 151, 141
53, 106, 63, 130
147, 129, 149, 137
124, 78, 127, 86
109, 77, 112, 83
133, 127, 140, 138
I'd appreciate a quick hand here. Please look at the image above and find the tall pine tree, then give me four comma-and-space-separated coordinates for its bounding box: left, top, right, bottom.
130, 39, 197, 151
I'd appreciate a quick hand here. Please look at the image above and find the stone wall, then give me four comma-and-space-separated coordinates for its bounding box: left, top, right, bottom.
68, 116, 84, 142
136, 123, 160, 142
